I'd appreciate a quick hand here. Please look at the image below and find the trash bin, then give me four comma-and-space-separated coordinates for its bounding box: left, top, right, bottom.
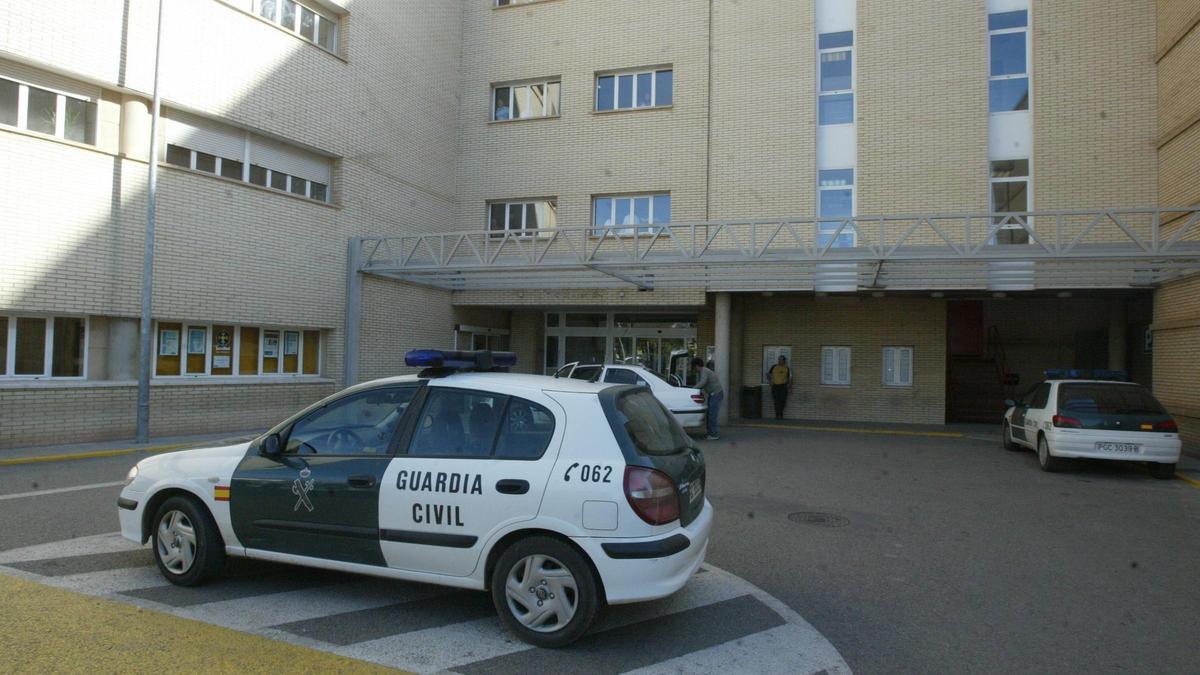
741, 385, 763, 419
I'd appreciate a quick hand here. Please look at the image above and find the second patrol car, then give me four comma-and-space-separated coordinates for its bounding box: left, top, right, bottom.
1002, 372, 1180, 478
118, 350, 712, 647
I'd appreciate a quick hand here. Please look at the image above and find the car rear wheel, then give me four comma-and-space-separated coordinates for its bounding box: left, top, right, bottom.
1003, 422, 1021, 451
152, 495, 225, 586
1037, 435, 1067, 473
1148, 462, 1176, 480
491, 536, 599, 648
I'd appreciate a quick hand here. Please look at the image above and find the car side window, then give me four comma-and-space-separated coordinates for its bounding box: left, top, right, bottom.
603, 368, 645, 386
494, 398, 557, 460
286, 386, 417, 455
571, 366, 602, 381
409, 388, 508, 458
1029, 384, 1051, 409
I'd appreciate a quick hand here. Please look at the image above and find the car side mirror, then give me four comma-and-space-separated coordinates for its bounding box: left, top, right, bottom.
1004, 399, 1017, 408
261, 433, 282, 457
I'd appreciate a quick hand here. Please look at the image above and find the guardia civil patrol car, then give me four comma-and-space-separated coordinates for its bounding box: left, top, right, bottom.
1001, 370, 1180, 478
118, 349, 711, 647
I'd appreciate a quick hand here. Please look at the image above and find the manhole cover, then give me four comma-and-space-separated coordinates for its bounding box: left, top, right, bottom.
787, 511, 849, 528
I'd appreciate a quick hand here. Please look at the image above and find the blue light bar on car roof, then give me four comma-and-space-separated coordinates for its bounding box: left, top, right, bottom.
1043, 368, 1127, 381
405, 349, 517, 370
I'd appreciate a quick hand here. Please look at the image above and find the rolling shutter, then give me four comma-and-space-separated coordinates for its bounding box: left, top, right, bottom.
249, 135, 331, 184
0, 59, 99, 101
165, 110, 245, 160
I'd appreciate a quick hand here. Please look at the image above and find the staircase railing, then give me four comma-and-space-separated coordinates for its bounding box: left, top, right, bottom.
986, 325, 1015, 402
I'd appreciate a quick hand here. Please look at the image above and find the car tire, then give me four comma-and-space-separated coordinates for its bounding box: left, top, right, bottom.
1148, 462, 1176, 480
151, 495, 225, 587
490, 536, 600, 648
1002, 422, 1021, 451
1037, 435, 1067, 473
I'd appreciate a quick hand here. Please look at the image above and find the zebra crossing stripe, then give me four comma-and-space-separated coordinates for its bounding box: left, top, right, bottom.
0, 534, 851, 674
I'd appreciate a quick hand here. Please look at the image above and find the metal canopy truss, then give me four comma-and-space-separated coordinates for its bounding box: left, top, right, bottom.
356, 207, 1200, 292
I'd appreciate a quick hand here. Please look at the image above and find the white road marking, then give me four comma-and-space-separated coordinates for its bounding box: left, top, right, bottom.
0, 481, 125, 501
0, 534, 852, 674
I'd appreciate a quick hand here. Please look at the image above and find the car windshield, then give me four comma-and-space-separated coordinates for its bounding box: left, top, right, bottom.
614, 389, 690, 456
1057, 383, 1167, 415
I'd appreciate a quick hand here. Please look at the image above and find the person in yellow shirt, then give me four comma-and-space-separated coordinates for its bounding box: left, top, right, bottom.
767, 355, 792, 419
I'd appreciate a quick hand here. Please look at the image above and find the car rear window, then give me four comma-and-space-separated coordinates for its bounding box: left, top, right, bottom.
1057, 384, 1166, 415
614, 389, 690, 456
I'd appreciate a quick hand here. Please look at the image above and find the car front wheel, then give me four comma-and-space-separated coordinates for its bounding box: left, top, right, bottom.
491, 536, 600, 648
1037, 435, 1067, 473
1003, 422, 1021, 451
152, 495, 225, 586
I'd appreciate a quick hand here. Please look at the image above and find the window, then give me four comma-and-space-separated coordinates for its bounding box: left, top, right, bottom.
154, 322, 320, 377
1, 315, 86, 378
492, 80, 560, 121
257, 0, 337, 52
818, 31, 854, 125
818, 169, 855, 248
488, 200, 557, 238
604, 368, 647, 386
821, 346, 851, 386
596, 69, 673, 111
409, 388, 556, 460
592, 193, 671, 236
612, 389, 690, 457
1028, 382, 1051, 409
991, 159, 1030, 244
882, 347, 913, 387
164, 110, 332, 203
0, 76, 97, 145
286, 387, 417, 455
571, 365, 603, 381
988, 10, 1028, 112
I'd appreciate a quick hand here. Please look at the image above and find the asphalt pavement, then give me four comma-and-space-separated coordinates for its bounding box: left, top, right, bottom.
2, 424, 1198, 673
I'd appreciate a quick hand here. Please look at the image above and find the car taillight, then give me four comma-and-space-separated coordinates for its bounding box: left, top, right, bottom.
1154, 419, 1178, 432
691, 394, 704, 404
1052, 415, 1082, 428
624, 466, 679, 525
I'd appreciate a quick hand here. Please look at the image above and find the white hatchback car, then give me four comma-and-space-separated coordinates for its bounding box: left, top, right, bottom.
118, 350, 712, 647
553, 362, 707, 432
1001, 378, 1181, 478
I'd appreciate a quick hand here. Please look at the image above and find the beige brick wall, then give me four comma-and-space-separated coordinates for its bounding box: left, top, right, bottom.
1157, 0, 1200, 54
455, 0, 709, 231
737, 295, 947, 425
707, 0, 815, 219
857, 0, 988, 222
452, 288, 707, 307
0, 380, 334, 448
1034, 0, 1158, 212
1155, 0, 1200, 452
0, 0, 464, 447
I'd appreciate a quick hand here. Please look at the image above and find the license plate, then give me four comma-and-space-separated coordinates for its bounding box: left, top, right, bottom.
1096, 442, 1140, 453
687, 479, 703, 504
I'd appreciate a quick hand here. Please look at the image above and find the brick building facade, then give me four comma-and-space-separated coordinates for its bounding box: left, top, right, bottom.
2, 0, 1198, 449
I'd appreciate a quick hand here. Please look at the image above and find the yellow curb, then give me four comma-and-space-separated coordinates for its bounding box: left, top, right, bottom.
1177, 473, 1200, 489
0, 442, 197, 467
0, 572, 405, 673
735, 423, 965, 439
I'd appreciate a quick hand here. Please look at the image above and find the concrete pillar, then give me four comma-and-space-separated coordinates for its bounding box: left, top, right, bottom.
1108, 300, 1127, 371
119, 95, 152, 161
714, 292, 731, 423
728, 295, 744, 421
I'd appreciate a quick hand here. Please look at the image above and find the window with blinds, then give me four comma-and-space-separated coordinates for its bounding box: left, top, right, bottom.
821, 346, 851, 386
163, 109, 332, 203
883, 347, 913, 387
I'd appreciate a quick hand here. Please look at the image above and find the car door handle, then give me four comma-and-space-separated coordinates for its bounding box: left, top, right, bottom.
495, 479, 529, 495
347, 475, 377, 489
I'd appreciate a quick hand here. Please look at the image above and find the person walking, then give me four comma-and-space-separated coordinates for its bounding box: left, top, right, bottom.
767, 354, 792, 419
691, 357, 724, 440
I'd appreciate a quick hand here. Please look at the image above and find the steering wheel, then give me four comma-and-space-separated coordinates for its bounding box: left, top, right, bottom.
508, 404, 531, 431
327, 428, 363, 453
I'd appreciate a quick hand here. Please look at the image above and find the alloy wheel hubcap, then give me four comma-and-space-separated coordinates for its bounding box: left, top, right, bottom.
156, 510, 197, 575
504, 554, 578, 633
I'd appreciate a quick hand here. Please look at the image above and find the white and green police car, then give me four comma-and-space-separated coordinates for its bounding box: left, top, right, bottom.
118, 349, 711, 647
